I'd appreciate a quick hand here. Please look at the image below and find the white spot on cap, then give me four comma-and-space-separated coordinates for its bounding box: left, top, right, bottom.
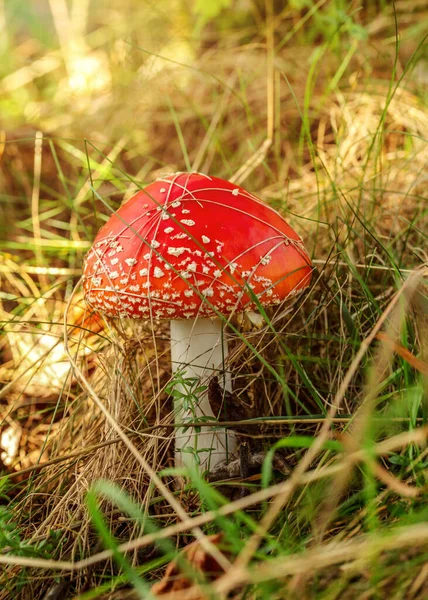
160, 188, 166, 193
125, 258, 137, 266
213, 269, 222, 278
143, 253, 151, 260
182, 209, 190, 214
181, 219, 195, 227
110, 271, 119, 280
164, 227, 174, 234
129, 284, 140, 292
139, 268, 148, 277
187, 262, 197, 272
184, 289, 194, 297
167, 247, 187, 257
232, 188, 239, 196
151, 240, 160, 249
171, 201, 181, 208
202, 235, 210, 244
203, 287, 214, 297
111, 257, 119, 265
260, 255, 271, 265
153, 267, 165, 278
161, 213, 169, 220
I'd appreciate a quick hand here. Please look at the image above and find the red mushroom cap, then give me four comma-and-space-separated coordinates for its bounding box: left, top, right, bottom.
83, 172, 312, 320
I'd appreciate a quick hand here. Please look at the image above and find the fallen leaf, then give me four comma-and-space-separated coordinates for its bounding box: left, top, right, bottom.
152, 533, 227, 598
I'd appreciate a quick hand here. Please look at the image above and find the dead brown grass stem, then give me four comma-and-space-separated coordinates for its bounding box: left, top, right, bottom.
31, 131, 48, 290
1, 425, 426, 572
369, 460, 421, 498
230, 138, 272, 186
265, 0, 274, 143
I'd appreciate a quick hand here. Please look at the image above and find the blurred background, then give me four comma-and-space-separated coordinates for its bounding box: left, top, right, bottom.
1, 0, 426, 295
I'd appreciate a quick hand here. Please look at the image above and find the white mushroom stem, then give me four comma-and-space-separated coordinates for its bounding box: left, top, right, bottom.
170, 317, 236, 471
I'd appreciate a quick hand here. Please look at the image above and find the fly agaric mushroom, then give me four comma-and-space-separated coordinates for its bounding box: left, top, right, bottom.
83, 172, 312, 471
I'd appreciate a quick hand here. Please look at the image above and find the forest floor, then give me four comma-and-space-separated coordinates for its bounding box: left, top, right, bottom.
0, 1, 427, 598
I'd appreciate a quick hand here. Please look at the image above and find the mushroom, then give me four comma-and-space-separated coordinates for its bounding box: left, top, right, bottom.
82, 172, 312, 471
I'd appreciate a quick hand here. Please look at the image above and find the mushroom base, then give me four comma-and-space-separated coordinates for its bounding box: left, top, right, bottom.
170, 317, 236, 471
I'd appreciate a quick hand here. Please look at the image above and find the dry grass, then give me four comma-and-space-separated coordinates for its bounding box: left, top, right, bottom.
0, 1, 427, 598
